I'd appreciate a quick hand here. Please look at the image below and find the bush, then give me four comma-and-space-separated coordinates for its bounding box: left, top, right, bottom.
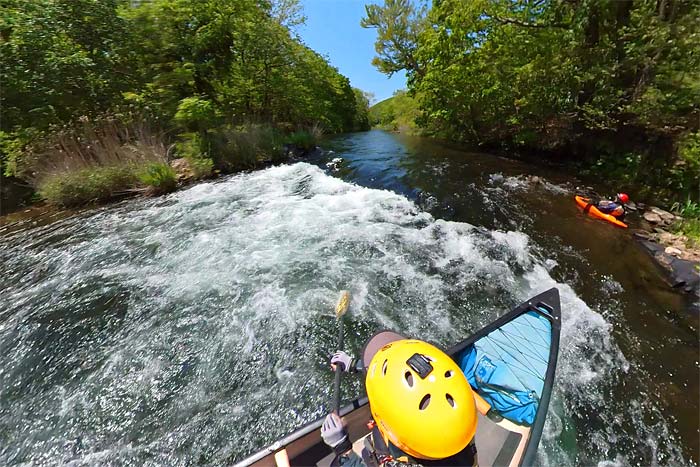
23, 117, 169, 186
671, 218, 700, 247
285, 124, 323, 152
671, 198, 700, 219
671, 132, 700, 197
185, 155, 214, 179
174, 132, 213, 179
286, 130, 316, 151
38, 166, 137, 206
174, 97, 219, 132
137, 162, 177, 194
0, 128, 42, 178
369, 91, 421, 133
671, 198, 700, 246
175, 132, 205, 159
23, 117, 174, 205
207, 124, 285, 171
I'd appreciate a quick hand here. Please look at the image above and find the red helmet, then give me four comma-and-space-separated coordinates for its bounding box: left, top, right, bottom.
617, 193, 630, 203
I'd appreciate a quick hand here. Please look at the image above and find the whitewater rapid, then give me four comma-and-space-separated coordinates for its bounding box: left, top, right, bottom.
0, 163, 689, 465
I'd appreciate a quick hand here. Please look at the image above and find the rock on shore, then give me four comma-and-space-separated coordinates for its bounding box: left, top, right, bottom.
634, 205, 699, 310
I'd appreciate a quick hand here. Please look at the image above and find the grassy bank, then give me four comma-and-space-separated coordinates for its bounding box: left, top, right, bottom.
20, 119, 172, 206
671, 199, 700, 246
1, 1, 370, 210
13, 118, 322, 208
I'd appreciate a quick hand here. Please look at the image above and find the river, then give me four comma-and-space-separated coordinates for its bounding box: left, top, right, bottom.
0, 130, 697, 466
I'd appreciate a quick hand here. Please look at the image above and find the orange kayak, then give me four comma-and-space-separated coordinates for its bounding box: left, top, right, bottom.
575, 196, 628, 228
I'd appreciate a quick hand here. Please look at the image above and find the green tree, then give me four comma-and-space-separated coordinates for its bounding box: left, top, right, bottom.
361, 0, 427, 83
1, 0, 372, 183
1, 0, 136, 131
364, 0, 700, 199
352, 88, 372, 131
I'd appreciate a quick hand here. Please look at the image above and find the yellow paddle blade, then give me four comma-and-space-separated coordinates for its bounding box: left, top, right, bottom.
335, 290, 350, 318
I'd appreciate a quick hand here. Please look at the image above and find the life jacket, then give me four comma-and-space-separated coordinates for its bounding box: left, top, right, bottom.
361, 424, 477, 467
597, 200, 625, 217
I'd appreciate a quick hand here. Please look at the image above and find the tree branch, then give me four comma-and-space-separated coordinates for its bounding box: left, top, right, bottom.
491, 14, 568, 29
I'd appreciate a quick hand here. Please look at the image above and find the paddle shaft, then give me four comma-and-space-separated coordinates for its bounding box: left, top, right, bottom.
331, 291, 350, 415
332, 318, 344, 414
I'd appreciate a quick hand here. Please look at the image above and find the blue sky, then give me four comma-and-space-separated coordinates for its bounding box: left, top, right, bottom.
298, 0, 407, 103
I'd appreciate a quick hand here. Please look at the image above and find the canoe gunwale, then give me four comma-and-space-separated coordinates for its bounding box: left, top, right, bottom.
235, 288, 562, 467
458, 288, 561, 466
233, 397, 368, 467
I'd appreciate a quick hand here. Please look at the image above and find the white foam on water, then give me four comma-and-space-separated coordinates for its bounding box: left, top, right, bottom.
503, 175, 529, 191
0, 163, 689, 466
488, 172, 571, 195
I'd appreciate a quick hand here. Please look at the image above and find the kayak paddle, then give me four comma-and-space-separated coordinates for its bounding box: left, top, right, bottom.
333, 290, 350, 414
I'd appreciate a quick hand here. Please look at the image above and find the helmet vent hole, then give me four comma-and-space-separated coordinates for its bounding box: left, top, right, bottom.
419, 394, 431, 410
382, 359, 388, 376
444, 370, 453, 378
404, 371, 414, 387
446, 393, 455, 408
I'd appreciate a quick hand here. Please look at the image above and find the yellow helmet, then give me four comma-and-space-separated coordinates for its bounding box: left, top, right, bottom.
365, 339, 477, 460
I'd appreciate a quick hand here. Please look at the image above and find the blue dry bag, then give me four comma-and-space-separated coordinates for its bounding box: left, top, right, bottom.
458, 310, 551, 426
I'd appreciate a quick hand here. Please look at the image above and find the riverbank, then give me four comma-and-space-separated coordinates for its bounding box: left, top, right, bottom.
493, 153, 700, 307
0, 144, 323, 235
2, 0, 372, 217
0, 122, 323, 216
370, 123, 700, 303
631, 206, 700, 311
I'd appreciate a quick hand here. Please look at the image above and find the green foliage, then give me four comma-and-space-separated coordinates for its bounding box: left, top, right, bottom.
0, 128, 42, 177
174, 97, 219, 132
365, 0, 700, 202
682, 219, 700, 244
0, 0, 134, 131
671, 217, 700, 246
369, 90, 421, 133
1, 0, 371, 204
671, 198, 700, 219
186, 156, 214, 180
671, 132, 700, 195
207, 124, 286, 171
38, 166, 137, 207
286, 130, 317, 151
23, 117, 170, 205
586, 152, 644, 185
175, 133, 206, 160
352, 88, 372, 131
137, 162, 177, 193
120, 0, 365, 133
22, 117, 169, 185
361, 0, 427, 82
174, 132, 214, 179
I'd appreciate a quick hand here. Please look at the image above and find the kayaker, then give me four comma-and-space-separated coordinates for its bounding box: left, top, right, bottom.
321, 332, 479, 466
595, 193, 630, 218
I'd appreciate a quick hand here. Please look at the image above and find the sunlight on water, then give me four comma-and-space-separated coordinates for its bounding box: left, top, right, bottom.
0, 163, 690, 465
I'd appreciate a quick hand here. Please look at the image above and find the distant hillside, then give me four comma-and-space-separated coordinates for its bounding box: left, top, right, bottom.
369, 90, 421, 133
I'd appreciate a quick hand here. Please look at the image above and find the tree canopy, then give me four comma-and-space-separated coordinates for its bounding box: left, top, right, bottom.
363, 0, 700, 200
1, 0, 371, 177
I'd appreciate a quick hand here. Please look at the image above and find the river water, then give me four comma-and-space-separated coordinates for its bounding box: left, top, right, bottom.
0, 130, 697, 466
